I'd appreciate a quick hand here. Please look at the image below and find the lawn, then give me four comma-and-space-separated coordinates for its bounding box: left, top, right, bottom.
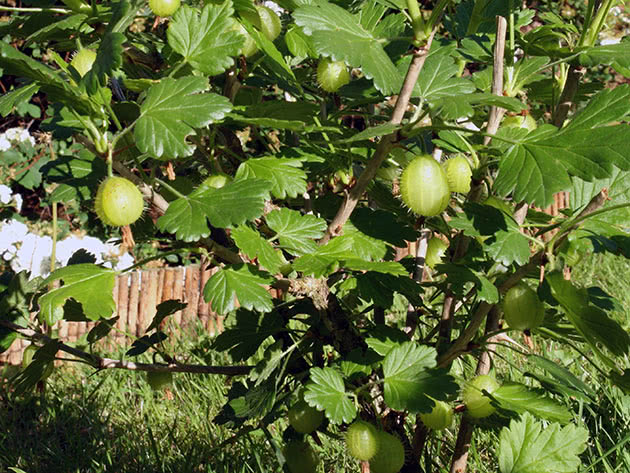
2, 251, 630, 473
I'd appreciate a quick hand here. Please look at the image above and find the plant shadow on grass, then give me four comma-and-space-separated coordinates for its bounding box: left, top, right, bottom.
0, 361, 277, 473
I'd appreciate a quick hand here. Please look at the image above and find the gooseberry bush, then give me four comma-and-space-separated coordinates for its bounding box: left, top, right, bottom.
1, 0, 630, 472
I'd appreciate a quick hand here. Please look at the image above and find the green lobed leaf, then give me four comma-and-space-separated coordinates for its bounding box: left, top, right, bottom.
294, 2, 402, 95
42, 150, 107, 202
265, 208, 327, 256
156, 178, 272, 241
213, 309, 284, 361
39, 264, 116, 322
145, 300, 188, 333
495, 122, 630, 207
235, 156, 308, 199
134, 76, 232, 159
493, 383, 572, 424
528, 355, 596, 401
571, 166, 630, 229
382, 342, 458, 413
546, 272, 630, 357
84, 32, 126, 94
410, 52, 476, 102
229, 101, 319, 131
304, 367, 357, 425
498, 412, 588, 473
167, 2, 242, 76
563, 84, 630, 131
203, 264, 274, 315
232, 226, 286, 274
0, 83, 39, 117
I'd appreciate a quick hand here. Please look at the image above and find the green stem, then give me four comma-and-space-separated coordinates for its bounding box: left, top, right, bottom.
548, 202, 630, 250
406, 0, 426, 43
154, 177, 187, 199
51, 202, 57, 275
426, 0, 451, 33
0, 5, 70, 12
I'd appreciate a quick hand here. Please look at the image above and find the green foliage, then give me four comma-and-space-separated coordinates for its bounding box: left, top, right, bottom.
3, 0, 630, 471
498, 413, 588, 473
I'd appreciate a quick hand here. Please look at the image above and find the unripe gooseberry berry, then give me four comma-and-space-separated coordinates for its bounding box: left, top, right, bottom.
287, 399, 324, 434
241, 5, 282, 41
502, 282, 545, 331
419, 400, 453, 430
317, 57, 351, 93
202, 173, 232, 189
233, 22, 258, 57
443, 155, 472, 194
399, 155, 451, 217
369, 431, 405, 473
502, 114, 537, 132
284, 439, 320, 473
425, 237, 448, 269
462, 374, 500, 418
345, 420, 380, 461
94, 176, 144, 227
148, 0, 180, 17
147, 371, 173, 390
70, 49, 97, 77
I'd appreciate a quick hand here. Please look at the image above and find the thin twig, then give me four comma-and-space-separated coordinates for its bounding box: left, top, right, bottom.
319, 33, 436, 244
1, 319, 253, 376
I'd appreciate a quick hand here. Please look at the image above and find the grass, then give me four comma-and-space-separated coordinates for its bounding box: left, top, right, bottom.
2, 252, 630, 473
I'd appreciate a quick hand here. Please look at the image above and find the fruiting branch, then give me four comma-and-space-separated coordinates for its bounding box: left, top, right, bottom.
0, 319, 253, 376
320, 32, 436, 244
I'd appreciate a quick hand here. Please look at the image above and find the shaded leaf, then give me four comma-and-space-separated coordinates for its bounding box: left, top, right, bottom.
126, 332, 168, 357
213, 309, 284, 361
146, 300, 188, 333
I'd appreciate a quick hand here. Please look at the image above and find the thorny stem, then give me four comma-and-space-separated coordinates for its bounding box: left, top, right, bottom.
319, 32, 436, 245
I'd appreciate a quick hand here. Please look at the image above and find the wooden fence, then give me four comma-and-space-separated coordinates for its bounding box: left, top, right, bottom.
0, 264, 224, 365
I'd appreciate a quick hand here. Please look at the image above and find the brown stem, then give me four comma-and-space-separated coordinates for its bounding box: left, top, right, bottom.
1, 319, 253, 376
437, 16, 507, 354
449, 307, 501, 473
319, 33, 436, 245
552, 65, 582, 128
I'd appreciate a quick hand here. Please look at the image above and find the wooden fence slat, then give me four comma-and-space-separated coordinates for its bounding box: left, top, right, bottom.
172, 267, 184, 328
